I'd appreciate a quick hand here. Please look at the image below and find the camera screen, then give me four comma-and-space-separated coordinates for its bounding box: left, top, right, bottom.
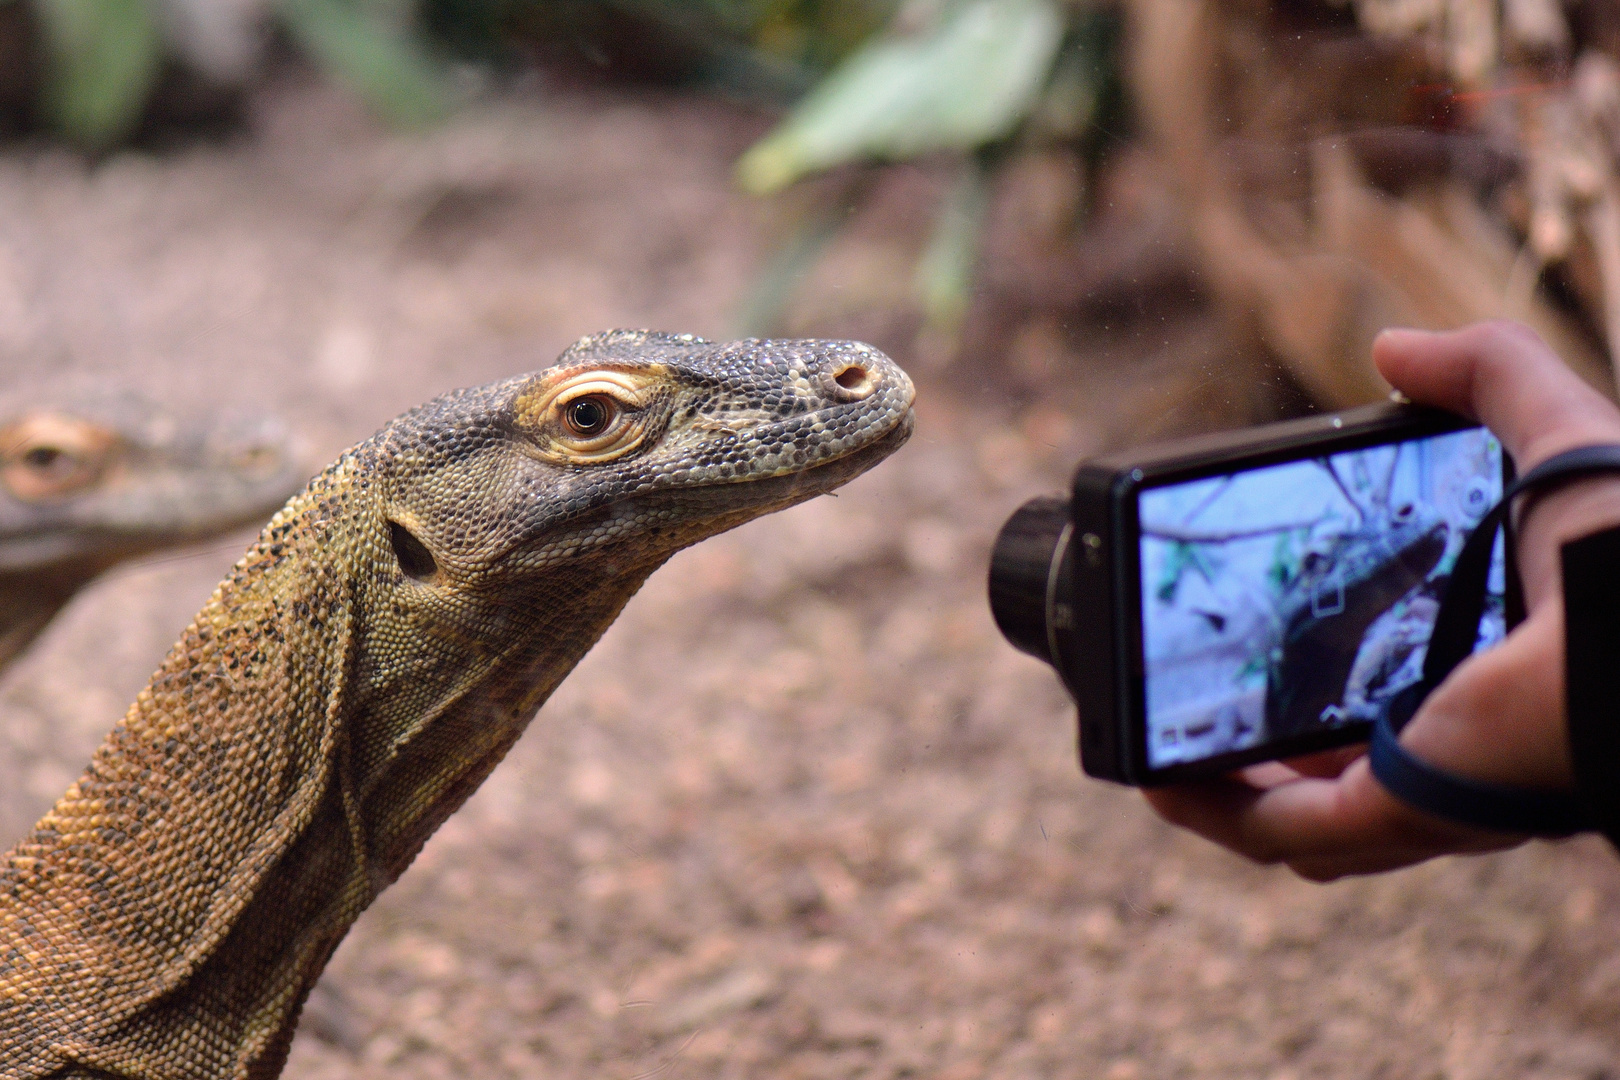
1137, 428, 1505, 770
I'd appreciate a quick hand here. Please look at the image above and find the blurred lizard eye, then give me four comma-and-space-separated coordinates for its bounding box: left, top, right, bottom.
24, 446, 63, 469
229, 444, 283, 479
564, 396, 614, 437
0, 414, 115, 502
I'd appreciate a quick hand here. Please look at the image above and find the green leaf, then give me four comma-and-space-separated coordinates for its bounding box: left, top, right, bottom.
34, 0, 163, 149
278, 0, 452, 128
736, 0, 1064, 194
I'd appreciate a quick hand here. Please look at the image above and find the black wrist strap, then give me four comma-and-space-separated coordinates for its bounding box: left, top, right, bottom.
1563, 522, 1620, 847
1367, 444, 1620, 837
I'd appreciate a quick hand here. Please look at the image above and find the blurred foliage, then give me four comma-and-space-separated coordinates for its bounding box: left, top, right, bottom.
278, 0, 451, 128
732, 169, 877, 339
445, 1, 898, 71
26, 0, 453, 148
735, 0, 1064, 195
911, 152, 992, 342
34, 0, 162, 148
18, 0, 1123, 350
21, 0, 905, 147
736, 0, 1125, 346
418, 0, 902, 105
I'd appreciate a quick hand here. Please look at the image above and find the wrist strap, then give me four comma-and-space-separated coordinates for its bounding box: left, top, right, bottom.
1563, 522, 1620, 846
1369, 707, 1590, 834
1367, 443, 1620, 837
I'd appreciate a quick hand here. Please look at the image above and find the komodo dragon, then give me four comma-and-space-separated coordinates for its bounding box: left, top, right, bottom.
0, 329, 915, 1078
0, 384, 305, 673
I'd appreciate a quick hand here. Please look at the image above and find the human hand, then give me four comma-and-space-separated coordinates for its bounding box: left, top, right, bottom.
1144, 320, 1620, 880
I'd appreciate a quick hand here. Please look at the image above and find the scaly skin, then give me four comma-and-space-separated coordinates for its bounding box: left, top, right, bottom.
0, 383, 305, 673
0, 330, 915, 1079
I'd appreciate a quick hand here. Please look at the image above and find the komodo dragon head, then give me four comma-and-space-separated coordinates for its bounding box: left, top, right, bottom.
0, 330, 915, 1079
1263, 502, 1448, 737
0, 382, 306, 672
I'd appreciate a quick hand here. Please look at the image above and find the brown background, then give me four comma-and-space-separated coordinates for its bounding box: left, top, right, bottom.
1, 78, 1618, 1079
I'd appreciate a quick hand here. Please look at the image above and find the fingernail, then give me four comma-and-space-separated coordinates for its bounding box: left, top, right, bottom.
1375, 327, 1435, 344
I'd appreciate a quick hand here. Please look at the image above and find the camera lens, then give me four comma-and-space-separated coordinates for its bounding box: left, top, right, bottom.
988, 497, 1075, 669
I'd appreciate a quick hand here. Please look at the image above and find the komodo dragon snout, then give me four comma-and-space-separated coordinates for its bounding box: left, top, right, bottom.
0, 330, 914, 1080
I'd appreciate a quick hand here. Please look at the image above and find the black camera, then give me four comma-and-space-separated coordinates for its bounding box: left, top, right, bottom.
989, 403, 1511, 786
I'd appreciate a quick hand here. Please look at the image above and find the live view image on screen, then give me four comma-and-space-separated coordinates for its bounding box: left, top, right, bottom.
1138, 428, 1505, 769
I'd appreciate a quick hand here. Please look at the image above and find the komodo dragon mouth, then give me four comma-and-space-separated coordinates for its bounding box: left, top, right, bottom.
585, 407, 915, 524
0, 329, 914, 1080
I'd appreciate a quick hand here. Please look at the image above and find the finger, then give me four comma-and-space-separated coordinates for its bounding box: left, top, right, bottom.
1374, 322, 1620, 602
1281, 743, 1366, 779
1144, 758, 1517, 875
1284, 838, 1504, 882
1236, 746, 1362, 787
1371, 322, 1620, 469
1238, 761, 1306, 788
1213, 759, 1437, 859
1143, 779, 1265, 852
1400, 606, 1574, 789
1283, 801, 1519, 880
1146, 768, 1410, 861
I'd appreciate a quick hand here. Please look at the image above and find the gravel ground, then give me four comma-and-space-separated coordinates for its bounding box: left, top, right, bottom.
2, 77, 1620, 1080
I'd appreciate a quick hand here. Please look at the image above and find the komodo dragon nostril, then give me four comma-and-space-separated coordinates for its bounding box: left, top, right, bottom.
833, 364, 874, 396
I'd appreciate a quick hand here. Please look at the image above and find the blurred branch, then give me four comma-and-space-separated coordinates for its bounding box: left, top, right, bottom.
914, 152, 989, 346
1142, 521, 1320, 543
733, 168, 876, 337
732, 0, 1126, 362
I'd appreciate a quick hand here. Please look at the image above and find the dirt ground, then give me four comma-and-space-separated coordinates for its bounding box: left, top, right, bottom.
3, 75, 1620, 1080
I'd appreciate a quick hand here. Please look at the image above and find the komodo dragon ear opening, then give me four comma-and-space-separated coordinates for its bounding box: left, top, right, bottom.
389, 520, 438, 581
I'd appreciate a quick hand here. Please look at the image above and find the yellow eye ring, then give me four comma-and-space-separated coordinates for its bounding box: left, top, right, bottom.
516, 366, 665, 464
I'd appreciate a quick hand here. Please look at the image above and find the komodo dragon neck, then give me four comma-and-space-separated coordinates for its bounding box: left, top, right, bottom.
0, 331, 914, 1080
0, 386, 304, 673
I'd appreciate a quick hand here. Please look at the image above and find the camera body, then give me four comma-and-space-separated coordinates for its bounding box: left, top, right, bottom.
990, 403, 1509, 786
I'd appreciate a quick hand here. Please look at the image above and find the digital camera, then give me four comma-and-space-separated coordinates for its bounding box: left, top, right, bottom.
988, 403, 1510, 785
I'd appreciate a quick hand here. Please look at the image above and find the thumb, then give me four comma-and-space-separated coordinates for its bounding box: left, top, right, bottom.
1372, 322, 1620, 471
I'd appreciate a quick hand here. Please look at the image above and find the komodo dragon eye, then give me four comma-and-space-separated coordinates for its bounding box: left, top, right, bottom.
0, 412, 116, 502
564, 395, 614, 437
516, 371, 656, 464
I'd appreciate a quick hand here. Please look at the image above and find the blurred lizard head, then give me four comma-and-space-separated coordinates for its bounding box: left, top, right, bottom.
0, 381, 307, 673
0, 381, 307, 576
